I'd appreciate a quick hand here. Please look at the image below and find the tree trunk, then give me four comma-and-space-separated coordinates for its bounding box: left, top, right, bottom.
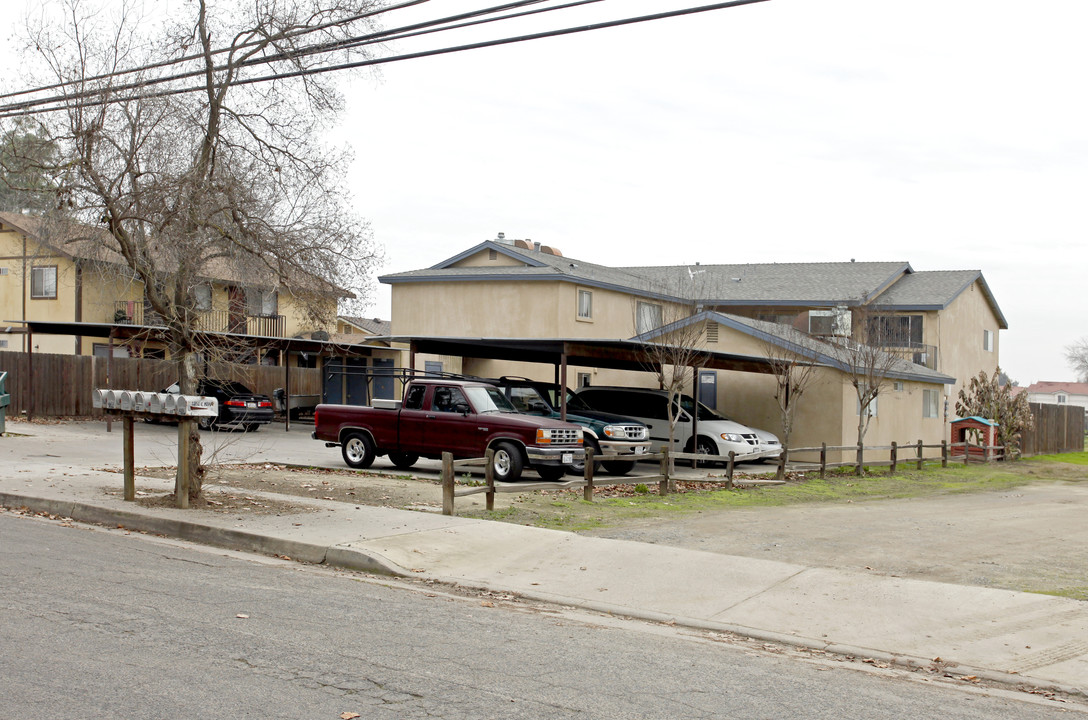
174, 349, 205, 501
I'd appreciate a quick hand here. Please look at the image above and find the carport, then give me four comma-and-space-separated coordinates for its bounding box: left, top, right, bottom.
385, 335, 785, 442
12, 320, 391, 430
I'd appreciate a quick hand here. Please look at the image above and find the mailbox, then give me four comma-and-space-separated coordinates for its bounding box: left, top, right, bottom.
176, 395, 217, 417
164, 394, 179, 414
118, 391, 135, 412
92, 388, 104, 409
148, 393, 166, 414
133, 392, 151, 413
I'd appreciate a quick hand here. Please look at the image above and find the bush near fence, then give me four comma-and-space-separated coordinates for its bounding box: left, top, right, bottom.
0, 350, 321, 418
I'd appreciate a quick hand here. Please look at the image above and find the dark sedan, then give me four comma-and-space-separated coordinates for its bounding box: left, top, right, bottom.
165, 380, 274, 431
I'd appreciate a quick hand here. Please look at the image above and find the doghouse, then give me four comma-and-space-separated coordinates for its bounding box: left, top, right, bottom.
950, 416, 998, 459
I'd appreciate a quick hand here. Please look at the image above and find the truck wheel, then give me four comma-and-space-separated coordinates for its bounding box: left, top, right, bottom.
388, 451, 418, 470
566, 436, 601, 476
492, 442, 524, 482
602, 460, 636, 476
537, 465, 566, 482
341, 432, 375, 469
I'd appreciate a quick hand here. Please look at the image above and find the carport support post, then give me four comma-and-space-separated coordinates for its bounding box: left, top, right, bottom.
284, 347, 291, 432
123, 415, 135, 501
441, 452, 454, 516
559, 349, 568, 422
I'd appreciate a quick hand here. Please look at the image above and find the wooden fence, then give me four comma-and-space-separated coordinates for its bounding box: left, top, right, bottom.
0, 350, 322, 418
440, 441, 1008, 516
1021, 402, 1085, 456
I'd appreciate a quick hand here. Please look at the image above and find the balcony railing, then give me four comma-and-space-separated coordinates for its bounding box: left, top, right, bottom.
883, 342, 938, 370
112, 302, 285, 337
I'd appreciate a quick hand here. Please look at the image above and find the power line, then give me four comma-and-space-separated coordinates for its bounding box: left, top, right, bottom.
0, 0, 565, 114
0, 0, 769, 120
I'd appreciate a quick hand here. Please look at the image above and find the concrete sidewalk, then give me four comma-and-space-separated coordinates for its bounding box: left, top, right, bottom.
2, 420, 1086, 697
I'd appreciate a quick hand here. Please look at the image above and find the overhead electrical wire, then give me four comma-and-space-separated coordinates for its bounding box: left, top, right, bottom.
0, 0, 769, 120
0, 0, 598, 114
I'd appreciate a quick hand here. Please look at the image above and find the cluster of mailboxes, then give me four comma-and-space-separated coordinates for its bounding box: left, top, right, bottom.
92, 389, 218, 417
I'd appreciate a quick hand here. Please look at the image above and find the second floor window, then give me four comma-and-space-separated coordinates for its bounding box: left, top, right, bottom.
247, 288, 278, 317
194, 284, 212, 311
983, 329, 994, 352
636, 301, 662, 335
577, 289, 593, 320
31, 266, 57, 299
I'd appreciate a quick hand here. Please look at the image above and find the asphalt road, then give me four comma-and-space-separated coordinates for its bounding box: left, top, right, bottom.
2, 512, 1081, 719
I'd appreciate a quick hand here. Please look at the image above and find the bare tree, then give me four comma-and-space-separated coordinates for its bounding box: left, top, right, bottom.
1065, 337, 1088, 383
632, 281, 709, 477
757, 323, 818, 450
8, 0, 382, 502
831, 302, 902, 446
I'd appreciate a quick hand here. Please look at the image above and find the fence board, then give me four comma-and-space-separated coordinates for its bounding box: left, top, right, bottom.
1021, 403, 1084, 455
0, 350, 321, 418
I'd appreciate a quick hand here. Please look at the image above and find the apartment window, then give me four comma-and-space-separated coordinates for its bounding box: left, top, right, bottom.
856, 385, 878, 418
893, 381, 904, 392
809, 308, 851, 337
577, 372, 592, 388
577, 289, 593, 320
922, 388, 940, 418
31, 266, 57, 299
247, 288, 278, 317
194, 284, 212, 311
869, 314, 923, 346
0, 339, 7, 348
983, 329, 994, 352
636, 301, 662, 334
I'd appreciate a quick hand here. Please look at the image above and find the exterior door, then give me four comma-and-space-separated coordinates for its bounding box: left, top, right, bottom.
699, 371, 717, 409
372, 358, 395, 400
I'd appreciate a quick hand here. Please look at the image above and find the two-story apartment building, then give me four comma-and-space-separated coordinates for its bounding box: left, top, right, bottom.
0, 211, 343, 359
380, 238, 1007, 451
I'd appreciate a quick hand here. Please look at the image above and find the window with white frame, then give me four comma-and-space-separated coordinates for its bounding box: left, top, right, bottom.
577, 372, 592, 388
923, 388, 940, 418
577, 289, 593, 320
636, 301, 662, 335
1057, 394, 1067, 404
31, 266, 57, 299
983, 329, 994, 352
856, 385, 878, 417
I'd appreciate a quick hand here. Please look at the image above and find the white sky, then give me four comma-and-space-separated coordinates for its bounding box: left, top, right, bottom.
5, 0, 1086, 385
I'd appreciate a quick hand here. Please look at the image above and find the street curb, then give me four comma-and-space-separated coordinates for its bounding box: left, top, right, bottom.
3, 491, 1084, 702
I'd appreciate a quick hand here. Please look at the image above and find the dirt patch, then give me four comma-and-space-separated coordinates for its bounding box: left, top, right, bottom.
134, 489, 316, 516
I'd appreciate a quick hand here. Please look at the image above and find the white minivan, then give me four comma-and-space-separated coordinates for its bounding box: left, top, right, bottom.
572, 386, 781, 460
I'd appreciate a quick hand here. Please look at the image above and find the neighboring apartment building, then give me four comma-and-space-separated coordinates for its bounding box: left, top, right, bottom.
380, 238, 1006, 451
0, 211, 343, 359
1023, 382, 1088, 420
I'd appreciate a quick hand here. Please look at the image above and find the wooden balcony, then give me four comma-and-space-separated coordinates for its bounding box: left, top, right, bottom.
112, 302, 286, 337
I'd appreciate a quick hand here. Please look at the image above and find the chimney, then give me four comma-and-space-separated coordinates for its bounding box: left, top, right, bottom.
533, 241, 541, 251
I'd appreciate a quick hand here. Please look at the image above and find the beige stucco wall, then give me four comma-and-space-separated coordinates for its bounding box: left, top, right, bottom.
931, 280, 1002, 402
392, 280, 564, 338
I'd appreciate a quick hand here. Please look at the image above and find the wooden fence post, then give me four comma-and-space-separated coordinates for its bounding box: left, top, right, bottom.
819, 442, 827, 479
176, 419, 190, 509
659, 449, 669, 496
856, 442, 864, 476
583, 447, 595, 502
442, 452, 454, 516
941, 440, 948, 468
775, 448, 787, 481
725, 451, 736, 488
916, 440, 924, 470
484, 449, 495, 511
963, 441, 970, 465
889, 441, 897, 475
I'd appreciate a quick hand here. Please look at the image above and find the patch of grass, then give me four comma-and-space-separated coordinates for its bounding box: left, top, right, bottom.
1029, 587, 1088, 601
462, 459, 1085, 530
1025, 451, 1088, 465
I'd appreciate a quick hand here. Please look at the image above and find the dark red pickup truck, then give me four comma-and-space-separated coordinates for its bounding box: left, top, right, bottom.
312, 378, 585, 482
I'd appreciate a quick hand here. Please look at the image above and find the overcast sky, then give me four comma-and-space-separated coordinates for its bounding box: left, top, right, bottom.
5, 0, 1085, 385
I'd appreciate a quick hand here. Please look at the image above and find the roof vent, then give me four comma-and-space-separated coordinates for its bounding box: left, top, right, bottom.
540, 245, 563, 256
533, 241, 541, 251
513, 239, 532, 250
494, 232, 514, 245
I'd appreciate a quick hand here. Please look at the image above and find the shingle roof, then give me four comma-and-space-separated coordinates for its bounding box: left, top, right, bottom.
341, 316, 391, 335
1024, 381, 1088, 395
379, 240, 1006, 326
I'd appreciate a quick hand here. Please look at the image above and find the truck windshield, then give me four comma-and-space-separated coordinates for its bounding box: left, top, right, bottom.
465, 385, 516, 413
